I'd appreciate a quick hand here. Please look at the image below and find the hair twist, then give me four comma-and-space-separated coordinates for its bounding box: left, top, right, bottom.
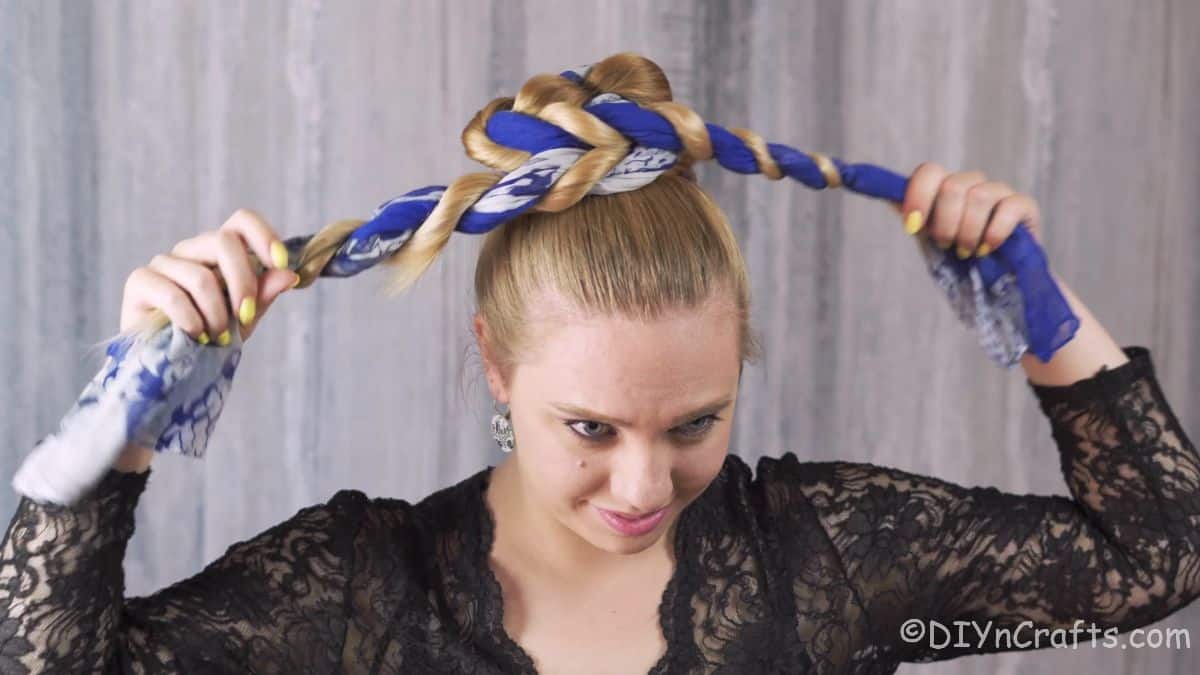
118, 51, 1074, 370
20, 51, 1082, 506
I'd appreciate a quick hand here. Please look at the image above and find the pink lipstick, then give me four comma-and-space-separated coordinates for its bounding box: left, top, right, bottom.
595, 505, 668, 537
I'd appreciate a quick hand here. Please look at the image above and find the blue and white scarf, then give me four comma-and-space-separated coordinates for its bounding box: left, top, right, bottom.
12, 63, 1077, 506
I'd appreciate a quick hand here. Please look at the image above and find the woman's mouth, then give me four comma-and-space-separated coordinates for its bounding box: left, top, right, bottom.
594, 504, 668, 537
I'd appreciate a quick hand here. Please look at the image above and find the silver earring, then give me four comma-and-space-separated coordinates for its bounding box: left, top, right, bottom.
491, 400, 515, 453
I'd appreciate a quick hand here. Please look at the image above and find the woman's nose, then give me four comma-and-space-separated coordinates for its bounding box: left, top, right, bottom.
609, 447, 673, 512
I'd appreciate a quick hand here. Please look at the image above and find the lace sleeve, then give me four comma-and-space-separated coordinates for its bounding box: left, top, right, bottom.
0, 467, 368, 673
790, 345, 1200, 663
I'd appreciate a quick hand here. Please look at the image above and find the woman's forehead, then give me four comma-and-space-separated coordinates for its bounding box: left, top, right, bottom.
518, 309, 740, 400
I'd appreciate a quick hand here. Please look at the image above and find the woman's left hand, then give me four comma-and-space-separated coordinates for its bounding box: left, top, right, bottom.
891, 163, 1044, 258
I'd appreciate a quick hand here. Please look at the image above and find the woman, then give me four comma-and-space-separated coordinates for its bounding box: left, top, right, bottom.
1, 53, 1197, 674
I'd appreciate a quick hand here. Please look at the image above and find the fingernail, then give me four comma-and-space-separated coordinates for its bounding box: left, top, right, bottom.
290, 273, 301, 289
976, 242, 991, 257
239, 297, 257, 325
903, 210, 923, 235
270, 241, 289, 270
198, 331, 210, 345
956, 244, 972, 259
217, 330, 231, 346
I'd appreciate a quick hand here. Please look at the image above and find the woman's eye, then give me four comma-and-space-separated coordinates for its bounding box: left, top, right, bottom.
564, 415, 721, 442
566, 420, 613, 440
676, 414, 720, 438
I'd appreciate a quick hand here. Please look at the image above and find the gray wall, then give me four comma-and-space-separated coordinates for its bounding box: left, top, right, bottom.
3, 1, 1198, 672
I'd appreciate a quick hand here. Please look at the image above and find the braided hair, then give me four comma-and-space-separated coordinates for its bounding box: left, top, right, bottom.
19, 52, 1073, 505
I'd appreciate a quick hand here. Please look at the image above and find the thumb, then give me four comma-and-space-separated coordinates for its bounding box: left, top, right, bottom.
260, 269, 300, 307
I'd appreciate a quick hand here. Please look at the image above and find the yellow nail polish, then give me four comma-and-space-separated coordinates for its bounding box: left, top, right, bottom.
198, 331, 210, 345
217, 330, 231, 346
976, 242, 991, 257
239, 297, 257, 325
903, 210, 923, 235
270, 241, 289, 270
956, 245, 972, 259
290, 273, 301, 289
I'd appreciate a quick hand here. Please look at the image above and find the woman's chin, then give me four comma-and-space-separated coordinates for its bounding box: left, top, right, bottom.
588, 532, 661, 556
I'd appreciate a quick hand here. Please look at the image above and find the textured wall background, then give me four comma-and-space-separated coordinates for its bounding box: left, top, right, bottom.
2, 1, 1198, 672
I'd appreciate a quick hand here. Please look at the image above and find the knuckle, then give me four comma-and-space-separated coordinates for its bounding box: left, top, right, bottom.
227, 207, 264, 231
124, 268, 146, 292
940, 178, 969, 199
163, 288, 190, 312
996, 194, 1021, 210
228, 207, 251, 223
915, 161, 945, 178
966, 185, 998, 210
943, 171, 986, 194
195, 268, 223, 297
215, 231, 244, 260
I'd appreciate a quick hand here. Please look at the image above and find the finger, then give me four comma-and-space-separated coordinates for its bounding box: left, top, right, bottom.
899, 162, 949, 235
929, 170, 988, 251
958, 181, 1016, 257
221, 208, 290, 271
241, 269, 299, 341
1019, 198, 1044, 246
174, 230, 260, 329
121, 267, 207, 339
146, 254, 231, 339
262, 268, 301, 304
216, 230, 262, 327
981, 194, 1043, 252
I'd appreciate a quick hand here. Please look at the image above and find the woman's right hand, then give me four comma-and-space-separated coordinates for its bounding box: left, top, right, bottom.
112, 209, 300, 473
119, 208, 299, 345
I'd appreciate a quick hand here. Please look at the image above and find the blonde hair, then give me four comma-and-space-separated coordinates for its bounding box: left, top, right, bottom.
110, 52, 767, 383
471, 171, 761, 384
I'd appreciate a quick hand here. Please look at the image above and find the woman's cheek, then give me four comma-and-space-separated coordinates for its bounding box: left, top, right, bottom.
680, 435, 731, 492
518, 422, 584, 502
545, 431, 607, 498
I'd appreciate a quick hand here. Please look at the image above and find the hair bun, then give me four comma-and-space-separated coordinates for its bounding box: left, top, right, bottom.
573, 52, 674, 107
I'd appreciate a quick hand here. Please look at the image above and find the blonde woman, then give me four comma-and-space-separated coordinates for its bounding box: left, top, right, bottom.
1, 53, 1197, 674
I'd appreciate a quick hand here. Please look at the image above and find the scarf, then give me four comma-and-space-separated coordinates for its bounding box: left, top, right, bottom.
12, 63, 1076, 506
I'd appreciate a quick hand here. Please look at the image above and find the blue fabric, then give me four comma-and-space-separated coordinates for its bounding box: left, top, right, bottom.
11, 61, 1078, 506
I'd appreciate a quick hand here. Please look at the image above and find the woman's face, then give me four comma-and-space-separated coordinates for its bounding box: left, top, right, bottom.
483, 291, 742, 559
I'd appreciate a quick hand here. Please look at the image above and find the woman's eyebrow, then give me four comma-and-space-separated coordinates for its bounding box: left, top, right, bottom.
549, 396, 733, 427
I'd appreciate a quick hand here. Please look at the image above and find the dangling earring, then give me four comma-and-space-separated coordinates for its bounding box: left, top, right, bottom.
491, 400, 515, 453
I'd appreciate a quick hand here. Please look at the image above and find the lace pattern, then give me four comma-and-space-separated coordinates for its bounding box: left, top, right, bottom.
1, 345, 1195, 674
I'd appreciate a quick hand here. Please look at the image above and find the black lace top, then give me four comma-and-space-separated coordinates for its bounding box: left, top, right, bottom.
2, 345, 1198, 674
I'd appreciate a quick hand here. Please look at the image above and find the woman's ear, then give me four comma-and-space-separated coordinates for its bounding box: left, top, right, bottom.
473, 313, 510, 403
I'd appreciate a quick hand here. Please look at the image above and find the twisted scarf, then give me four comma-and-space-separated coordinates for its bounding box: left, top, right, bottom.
12, 62, 1077, 505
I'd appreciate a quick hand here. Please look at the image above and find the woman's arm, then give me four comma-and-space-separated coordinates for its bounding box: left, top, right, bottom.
0, 467, 368, 673
785, 333, 1200, 663
1018, 270, 1129, 386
